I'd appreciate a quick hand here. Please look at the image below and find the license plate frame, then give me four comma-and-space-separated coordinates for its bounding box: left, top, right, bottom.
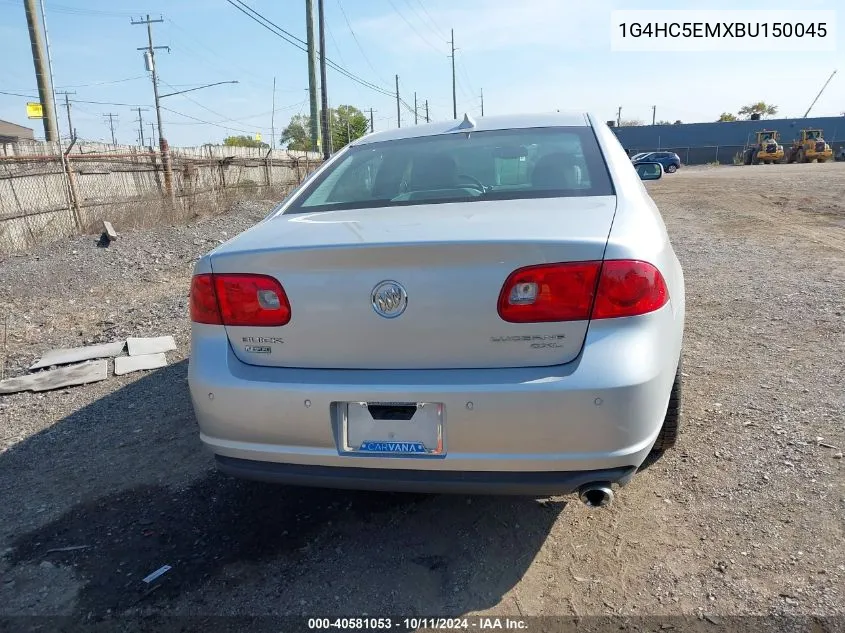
340, 401, 445, 457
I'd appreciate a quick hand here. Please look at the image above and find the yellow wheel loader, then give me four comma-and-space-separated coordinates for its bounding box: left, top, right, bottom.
785, 129, 834, 163
743, 130, 785, 165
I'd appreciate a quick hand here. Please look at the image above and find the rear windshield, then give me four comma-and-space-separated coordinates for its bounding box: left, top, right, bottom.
285, 126, 613, 214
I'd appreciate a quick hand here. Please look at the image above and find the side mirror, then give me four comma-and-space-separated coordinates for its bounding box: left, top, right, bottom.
635, 161, 663, 181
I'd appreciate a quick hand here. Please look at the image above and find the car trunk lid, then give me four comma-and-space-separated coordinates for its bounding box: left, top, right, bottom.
210, 197, 617, 369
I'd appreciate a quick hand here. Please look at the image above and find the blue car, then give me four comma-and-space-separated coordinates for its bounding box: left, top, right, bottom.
631, 151, 681, 173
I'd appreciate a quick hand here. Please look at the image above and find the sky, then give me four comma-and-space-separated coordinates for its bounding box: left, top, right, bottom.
0, 0, 842, 146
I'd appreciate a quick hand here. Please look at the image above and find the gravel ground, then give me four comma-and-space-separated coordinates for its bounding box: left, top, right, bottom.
0, 164, 843, 629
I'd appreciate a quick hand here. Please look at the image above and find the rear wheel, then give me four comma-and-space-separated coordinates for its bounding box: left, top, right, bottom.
652, 361, 682, 452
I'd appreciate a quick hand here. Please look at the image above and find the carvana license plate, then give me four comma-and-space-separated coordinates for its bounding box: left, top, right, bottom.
359, 441, 426, 454
341, 401, 444, 456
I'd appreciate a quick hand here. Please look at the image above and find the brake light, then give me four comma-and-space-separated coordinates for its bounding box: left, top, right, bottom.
189, 273, 291, 326
498, 262, 602, 323
497, 260, 668, 323
190, 274, 222, 325
591, 260, 668, 319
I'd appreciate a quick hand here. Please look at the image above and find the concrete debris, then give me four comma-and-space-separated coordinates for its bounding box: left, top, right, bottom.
142, 564, 172, 584
102, 220, 118, 241
30, 341, 125, 370
127, 336, 176, 356
0, 360, 108, 394
114, 353, 167, 376
45, 545, 91, 554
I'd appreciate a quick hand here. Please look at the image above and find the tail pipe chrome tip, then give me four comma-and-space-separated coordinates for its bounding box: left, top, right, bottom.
578, 482, 614, 508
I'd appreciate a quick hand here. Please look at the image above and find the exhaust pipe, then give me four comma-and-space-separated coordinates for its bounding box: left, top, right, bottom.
578, 482, 614, 508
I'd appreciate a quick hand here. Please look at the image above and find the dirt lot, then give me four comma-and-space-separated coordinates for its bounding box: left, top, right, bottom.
0, 164, 843, 628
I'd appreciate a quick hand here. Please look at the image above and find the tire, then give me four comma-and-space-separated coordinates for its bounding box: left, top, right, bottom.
797, 149, 805, 163
743, 150, 754, 166
652, 360, 682, 452
665, 164, 677, 173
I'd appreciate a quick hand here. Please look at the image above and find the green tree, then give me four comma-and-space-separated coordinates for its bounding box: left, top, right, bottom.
717, 112, 738, 122
655, 120, 672, 125
280, 114, 314, 151
330, 105, 369, 151
223, 135, 268, 148
280, 106, 369, 153
737, 102, 778, 120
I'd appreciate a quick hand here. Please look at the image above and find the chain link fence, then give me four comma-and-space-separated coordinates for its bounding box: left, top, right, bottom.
0, 140, 322, 254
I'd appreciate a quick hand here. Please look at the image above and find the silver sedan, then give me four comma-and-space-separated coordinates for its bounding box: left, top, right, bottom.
188, 112, 685, 506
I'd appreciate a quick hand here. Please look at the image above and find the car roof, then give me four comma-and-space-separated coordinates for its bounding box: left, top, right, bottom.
353, 112, 593, 146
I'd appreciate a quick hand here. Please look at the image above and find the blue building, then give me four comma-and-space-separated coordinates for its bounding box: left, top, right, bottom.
611, 115, 845, 165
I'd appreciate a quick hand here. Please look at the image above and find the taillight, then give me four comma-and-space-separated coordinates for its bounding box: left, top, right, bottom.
190, 274, 222, 325
189, 273, 291, 326
591, 260, 668, 319
497, 262, 602, 323
497, 260, 668, 323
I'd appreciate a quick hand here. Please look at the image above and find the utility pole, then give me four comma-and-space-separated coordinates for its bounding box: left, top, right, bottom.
33, 0, 78, 227
652, 105, 656, 126
425, 100, 429, 123
317, 0, 330, 159
24, 0, 58, 141
369, 107, 374, 132
414, 92, 418, 125
132, 14, 174, 201
480, 88, 484, 116
271, 77, 277, 148
327, 104, 333, 152
305, 0, 320, 153
616, 106, 622, 127
134, 107, 148, 146
395, 75, 401, 128
268, 76, 276, 189
56, 91, 76, 138
103, 113, 118, 145
148, 122, 156, 144
345, 107, 351, 146
450, 29, 457, 120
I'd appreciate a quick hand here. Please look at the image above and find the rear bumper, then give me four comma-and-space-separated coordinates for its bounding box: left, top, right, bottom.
188, 296, 684, 490
215, 455, 638, 495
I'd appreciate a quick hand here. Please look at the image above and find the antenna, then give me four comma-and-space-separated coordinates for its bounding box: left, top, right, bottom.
456, 112, 475, 130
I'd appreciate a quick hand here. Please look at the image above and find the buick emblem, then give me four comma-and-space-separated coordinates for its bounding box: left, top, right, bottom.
371, 280, 408, 318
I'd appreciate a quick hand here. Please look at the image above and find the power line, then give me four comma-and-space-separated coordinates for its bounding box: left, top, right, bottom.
325, 19, 347, 66
336, 0, 388, 86
0, 1, 142, 18
166, 100, 308, 126
55, 75, 146, 89
160, 105, 260, 135
457, 59, 476, 97
7, 2, 143, 17
409, 0, 448, 40
385, 0, 445, 54
224, 0, 396, 99
0, 89, 149, 107
166, 17, 271, 89
159, 79, 232, 122
227, 0, 416, 113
